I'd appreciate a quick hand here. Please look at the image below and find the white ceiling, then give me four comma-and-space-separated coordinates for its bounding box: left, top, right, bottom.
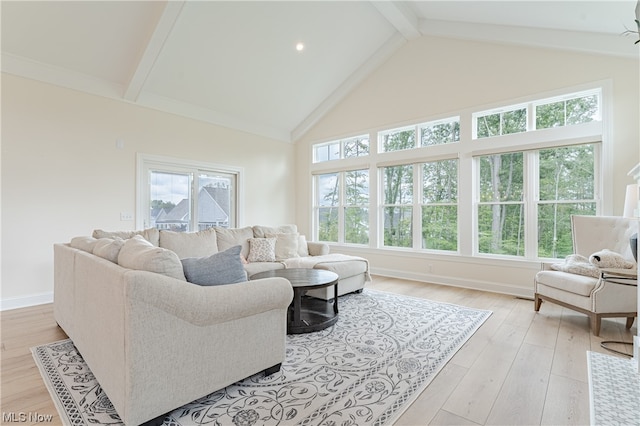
2, 1, 638, 143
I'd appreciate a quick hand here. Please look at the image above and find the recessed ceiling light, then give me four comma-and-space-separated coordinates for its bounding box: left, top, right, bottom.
295, 42, 305, 52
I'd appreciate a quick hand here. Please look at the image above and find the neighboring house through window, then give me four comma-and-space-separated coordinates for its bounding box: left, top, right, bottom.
137, 154, 242, 232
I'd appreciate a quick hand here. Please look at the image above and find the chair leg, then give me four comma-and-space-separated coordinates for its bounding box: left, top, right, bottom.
626, 317, 636, 329
591, 314, 601, 337
534, 295, 542, 312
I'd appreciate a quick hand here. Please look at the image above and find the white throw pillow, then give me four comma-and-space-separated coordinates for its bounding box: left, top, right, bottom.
297, 234, 309, 257
247, 237, 277, 262
266, 232, 300, 260
93, 237, 125, 263
118, 235, 186, 281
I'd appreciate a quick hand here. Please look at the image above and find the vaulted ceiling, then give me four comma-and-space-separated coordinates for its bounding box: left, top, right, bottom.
2, 1, 638, 143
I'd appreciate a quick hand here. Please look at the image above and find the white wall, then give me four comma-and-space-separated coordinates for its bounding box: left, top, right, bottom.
295, 36, 640, 297
1, 74, 296, 308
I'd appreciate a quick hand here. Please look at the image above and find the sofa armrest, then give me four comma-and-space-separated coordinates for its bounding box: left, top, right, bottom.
307, 241, 329, 256
124, 271, 293, 327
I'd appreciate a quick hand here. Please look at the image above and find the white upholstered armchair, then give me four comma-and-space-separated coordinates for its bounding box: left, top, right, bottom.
534, 215, 638, 336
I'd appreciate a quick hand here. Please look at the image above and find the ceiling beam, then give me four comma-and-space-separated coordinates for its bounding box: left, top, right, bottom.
123, 1, 185, 102
371, 1, 421, 40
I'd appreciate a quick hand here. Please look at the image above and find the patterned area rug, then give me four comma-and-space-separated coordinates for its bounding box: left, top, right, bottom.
32, 289, 491, 426
587, 351, 640, 425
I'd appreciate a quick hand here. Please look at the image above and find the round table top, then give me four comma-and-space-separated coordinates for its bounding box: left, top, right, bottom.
250, 268, 339, 289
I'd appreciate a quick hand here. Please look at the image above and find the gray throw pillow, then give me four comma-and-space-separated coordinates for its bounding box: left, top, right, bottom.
181, 245, 248, 286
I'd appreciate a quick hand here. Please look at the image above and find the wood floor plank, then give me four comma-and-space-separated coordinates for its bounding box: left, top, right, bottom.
540, 373, 590, 425
394, 363, 468, 426
441, 322, 528, 424
485, 343, 554, 425
551, 309, 592, 383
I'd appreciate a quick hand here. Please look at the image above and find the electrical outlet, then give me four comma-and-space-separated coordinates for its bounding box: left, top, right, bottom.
120, 212, 134, 221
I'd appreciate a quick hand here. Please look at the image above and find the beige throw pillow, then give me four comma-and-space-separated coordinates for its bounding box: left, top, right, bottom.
159, 228, 218, 259
253, 224, 298, 238
93, 238, 125, 263
266, 232, 299, 260
92, 228, 160, 246
70, 236, 98, 253
118, 235, 186, 281
215, 226, 254, 259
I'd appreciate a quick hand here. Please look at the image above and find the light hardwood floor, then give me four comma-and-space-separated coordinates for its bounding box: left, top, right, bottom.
1, 275, 636, 425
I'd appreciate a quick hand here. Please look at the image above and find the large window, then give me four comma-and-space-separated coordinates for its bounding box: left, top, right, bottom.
138, 155, 241, 232
382, 165, 413, 247
477, 153, 525, 256
537, 144, 596, 258
310, 86, 604, 261
315, 170, 369, 244
422, 159, 458, 250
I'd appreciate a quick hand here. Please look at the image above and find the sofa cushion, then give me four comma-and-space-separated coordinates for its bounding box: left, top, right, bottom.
70, 236, 98, 253
92, 228, 160, 246
93, 238, 125, 263
244, 262, 285, 277
314, 259, 368, 279
535, 270, 598, 297
247, 237, 277, 262
253, 224, 297, 238
118, 235, 186, 281
181, 245, 247, 286
215, 226, 253, 259
266, 232, 299, 260
159, 228, 218, 259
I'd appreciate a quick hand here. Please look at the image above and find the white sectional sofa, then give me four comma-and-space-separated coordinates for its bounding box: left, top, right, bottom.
54, 224, 370, 425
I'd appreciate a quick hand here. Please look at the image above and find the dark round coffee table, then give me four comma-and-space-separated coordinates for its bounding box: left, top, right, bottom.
250, 268, 339, 334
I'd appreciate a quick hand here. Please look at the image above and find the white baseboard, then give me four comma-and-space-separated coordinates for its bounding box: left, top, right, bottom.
370, 267, 533, 299
1, 292, 53, 311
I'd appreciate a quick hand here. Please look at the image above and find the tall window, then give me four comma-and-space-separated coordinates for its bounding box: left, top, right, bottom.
382, 165, 413, 247
477, 153, 525, 256
537, 144, 596, 258
422, 159, 458, 250
138, 155, 241, 232
315, 170, 369, 244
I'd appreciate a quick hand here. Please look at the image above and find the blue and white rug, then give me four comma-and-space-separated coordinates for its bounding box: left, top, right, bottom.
32, 289, 491, 426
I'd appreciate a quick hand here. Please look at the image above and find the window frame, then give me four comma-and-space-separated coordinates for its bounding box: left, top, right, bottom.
136, 154, 244, 231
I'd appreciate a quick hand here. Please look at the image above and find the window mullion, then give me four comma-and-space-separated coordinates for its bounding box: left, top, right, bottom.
413, 163, 422, 249
524, 152, 539, 259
